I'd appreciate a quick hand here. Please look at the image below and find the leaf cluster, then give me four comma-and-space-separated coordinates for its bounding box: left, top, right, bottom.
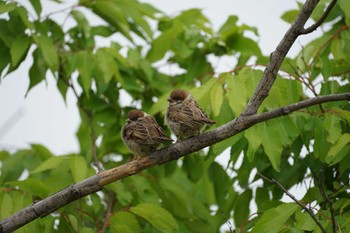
0, 0, 350, 232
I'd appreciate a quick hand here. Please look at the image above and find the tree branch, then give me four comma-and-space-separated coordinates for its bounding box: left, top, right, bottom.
300, 0, 338, 34
257, 172, 327, 233
1, 92, 348, 232
242, 0, 321, 116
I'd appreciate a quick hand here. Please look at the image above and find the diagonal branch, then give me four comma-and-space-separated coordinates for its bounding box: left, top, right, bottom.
242, 0, 334, 116
257, 172, 327, 233
1, 92, 349, 232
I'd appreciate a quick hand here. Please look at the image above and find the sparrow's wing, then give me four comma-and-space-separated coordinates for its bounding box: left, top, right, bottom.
169, 103, 196, 127
191, 99, 216, 124
144, 116, 172, 142
125, 121, 150, 142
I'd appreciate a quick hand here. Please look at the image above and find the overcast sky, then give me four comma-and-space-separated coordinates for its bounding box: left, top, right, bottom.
0, 0, 312, 155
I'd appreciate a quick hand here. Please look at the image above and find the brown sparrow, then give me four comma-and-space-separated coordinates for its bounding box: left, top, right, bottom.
121, 109, 172, 158
166, 89, 216, 140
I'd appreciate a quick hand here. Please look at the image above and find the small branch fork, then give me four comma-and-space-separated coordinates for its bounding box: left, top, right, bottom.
0, 0, 343, 232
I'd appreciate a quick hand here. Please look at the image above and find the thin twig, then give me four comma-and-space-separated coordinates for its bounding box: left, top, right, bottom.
257, 172, 327, 233
99, 191, 115, 233
300, 0, 338, 34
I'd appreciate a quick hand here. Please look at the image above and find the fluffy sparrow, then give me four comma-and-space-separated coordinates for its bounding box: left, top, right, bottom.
122, 109, 172, 158
166, 89, 216, 140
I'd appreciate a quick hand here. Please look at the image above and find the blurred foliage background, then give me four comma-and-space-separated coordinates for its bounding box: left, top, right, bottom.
0, 0, 350, 232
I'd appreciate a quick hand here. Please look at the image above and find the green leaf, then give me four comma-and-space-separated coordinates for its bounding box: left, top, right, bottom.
0, 2, 17, 14
31, 143, 53, 159
10, 35, 30, 68
71, 10, 90, 38
130, 203, 178, 233
0, 39, 10, 76
69, 155, 88, 182
1, 194, 13, 219
95, 48, 119, 83
91, 25, 114, 37
250, 203, 299, 233
245, 121, 283, 171
29, 0, 42, 17
9, 178, 51, 198
336, 108, 350, 125
314, 117, 331, 161
234, 189, 252, 227
324, 113, 341, 144
31, 156, 66, 173
339, 0, 350, 22
225, 73, 248, 115
77, 51, 94, 95
146, 21, 183, 62
34, 34, 59, 72
327, 133, 350, 164
295, 210, 317, 231
92, 1, 130, 40
281, 10, 299, 24
110, 212, 141, 233
27, 48, 46, 95
182, 155, 204, 183
210, 81, 224, 116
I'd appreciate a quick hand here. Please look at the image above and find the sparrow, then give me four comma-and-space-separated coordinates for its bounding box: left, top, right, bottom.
166, 89, 216, 140
121, 109, 172, 158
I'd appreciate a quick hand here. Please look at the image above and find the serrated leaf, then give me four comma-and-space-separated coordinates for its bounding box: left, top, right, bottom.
1, 194, 13, 219
69, 155, 87, 182
250, 203, 299, 233
336, 108, 350, 125
210, 81, 224, 116
226, 73, 248, 115
10, 35, 30, 68
31, 156, 66, 173
327, 133, 350, 164
130, 203, 178, 233
34, 34, 58, 72
324, 113, 341, 144
110, 212, 141, 233
245, 121, 282, 171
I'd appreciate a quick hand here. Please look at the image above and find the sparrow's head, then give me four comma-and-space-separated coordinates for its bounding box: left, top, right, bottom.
168, 89, 189, 103
127, 109, 145, 121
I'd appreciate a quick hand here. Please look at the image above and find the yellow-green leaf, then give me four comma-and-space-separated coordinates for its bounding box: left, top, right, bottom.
10, 35, 30, 68
210, 81, 224, 116
31, 156, 66, 173
130, 203, 178, 233
34, 35, 58, 72
69, 155, 88, 182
